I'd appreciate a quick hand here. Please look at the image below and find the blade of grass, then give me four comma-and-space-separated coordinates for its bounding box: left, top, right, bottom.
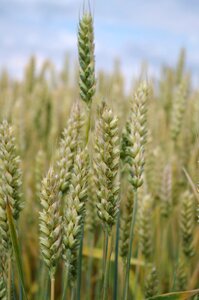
83, 247, 147, 267
6, 201, 28, 300
147, 288, 199, 300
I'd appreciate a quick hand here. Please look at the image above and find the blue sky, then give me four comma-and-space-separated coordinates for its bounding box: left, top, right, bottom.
0, 0, 199, 82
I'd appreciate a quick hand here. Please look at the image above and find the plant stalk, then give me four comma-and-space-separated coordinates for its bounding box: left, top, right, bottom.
102, 230, 112, 300
123, 189, 138, 300
62, 264, 70, 300
113, 212, 120, 300
51, 277, 55, 300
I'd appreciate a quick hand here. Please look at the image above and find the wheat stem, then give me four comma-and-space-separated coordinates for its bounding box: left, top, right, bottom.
102, 231, 112, 300
113, 212, 120, 300
51, 277, 55, 300
123, 189, 138, 300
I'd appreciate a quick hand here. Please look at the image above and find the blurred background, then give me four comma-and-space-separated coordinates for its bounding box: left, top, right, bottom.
0, 0, 199, 86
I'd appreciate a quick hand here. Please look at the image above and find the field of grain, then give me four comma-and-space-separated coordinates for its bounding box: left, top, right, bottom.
0, 10, 199, 300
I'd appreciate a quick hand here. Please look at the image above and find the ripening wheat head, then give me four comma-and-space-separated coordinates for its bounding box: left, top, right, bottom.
139, 194, 153, 260
39, 168, 62, 278
93, 102, 120, 234
145, 267, 158, 298
57, 103, 84, 194
180, 190, 195, 257
62, 147, 88, 283
160, 164, 172, 218
126, 83, 149, 189
0, 120, 23, 252
171, 82, 187, 142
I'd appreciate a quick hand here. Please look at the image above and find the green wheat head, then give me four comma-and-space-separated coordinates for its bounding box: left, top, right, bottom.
139, 194, 153, 260
57, 103, 84, 194
62, 147, 88, 283
180, 190, 195, 257
78, 12, 95, 106
0, 120, 23, 253
127, 83, 149, 189
39, 168, 62, 278
160, 164, 172, 218
144, 266, 159, 298
171, 82, 187, 142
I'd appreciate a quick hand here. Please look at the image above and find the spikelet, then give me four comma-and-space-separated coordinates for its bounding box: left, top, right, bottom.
78, 12, 95, 106
57, 103, 84, 194
160, 164, 172, 218
39, 168, 62, 278
144, 267, 158, 298
139, 194, 153, 260
120, 185, 134, 260
93, 103, 120, 234
62, 148, 88, 283
171, 83, 187, 142
127, 83, 149, 189
0, 121, 23, 252
180, 191, 195, 257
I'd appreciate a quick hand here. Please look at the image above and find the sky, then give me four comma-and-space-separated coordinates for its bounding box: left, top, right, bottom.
0, 0, 199, 82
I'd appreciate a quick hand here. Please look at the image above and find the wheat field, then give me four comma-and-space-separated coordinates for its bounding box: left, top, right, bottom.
0, 10, 199, 300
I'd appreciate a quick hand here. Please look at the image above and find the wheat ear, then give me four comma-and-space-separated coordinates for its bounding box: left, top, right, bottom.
39, 168, 62, 279
57, 103, 84, 195
78, 12, 95, 107
62, 148, 88, 284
